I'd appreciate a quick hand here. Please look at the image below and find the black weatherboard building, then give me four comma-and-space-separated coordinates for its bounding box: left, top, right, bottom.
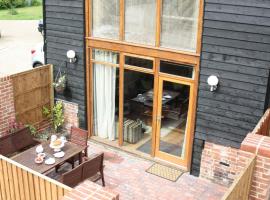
44, 0, 270, 175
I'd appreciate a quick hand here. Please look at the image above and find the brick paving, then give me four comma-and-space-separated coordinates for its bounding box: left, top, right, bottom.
88, 141, 227, 200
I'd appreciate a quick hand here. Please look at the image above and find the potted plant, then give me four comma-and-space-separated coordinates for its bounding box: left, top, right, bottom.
53, 74, 66, 93
43, 101, 64, 133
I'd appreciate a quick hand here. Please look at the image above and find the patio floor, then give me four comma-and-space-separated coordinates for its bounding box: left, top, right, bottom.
87, 141, 227, 200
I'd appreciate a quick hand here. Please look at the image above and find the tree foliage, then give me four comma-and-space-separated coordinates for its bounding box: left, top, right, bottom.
0, 0, 26, 10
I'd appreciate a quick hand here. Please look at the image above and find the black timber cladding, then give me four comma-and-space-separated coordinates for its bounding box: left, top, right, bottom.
191, 0, 270, 176
43, 0, 270, 175
44, 0, 86, 128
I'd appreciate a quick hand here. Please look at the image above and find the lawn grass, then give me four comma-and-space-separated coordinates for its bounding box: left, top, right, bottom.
0, 5, 42, 20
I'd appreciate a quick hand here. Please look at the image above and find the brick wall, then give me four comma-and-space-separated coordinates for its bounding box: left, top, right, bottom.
57, 99, 79, 133
62, 180, 119, 200
241, 134, 270, 200
0, 76, 15, 136
200, 133, 270, 200
200, 142, 253, 187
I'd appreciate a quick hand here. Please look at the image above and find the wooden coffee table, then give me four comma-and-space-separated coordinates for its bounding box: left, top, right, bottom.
12, 141, 85, 174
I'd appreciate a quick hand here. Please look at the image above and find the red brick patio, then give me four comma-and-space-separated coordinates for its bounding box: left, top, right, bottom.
88, 141, 227, 200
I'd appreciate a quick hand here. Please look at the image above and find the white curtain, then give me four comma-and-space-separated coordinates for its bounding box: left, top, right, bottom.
93, 50, 117, 140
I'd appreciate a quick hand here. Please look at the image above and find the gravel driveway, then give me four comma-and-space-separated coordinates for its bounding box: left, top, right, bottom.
0, 20, 43, 76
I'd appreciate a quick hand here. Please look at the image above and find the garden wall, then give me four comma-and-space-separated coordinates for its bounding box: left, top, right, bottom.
57, 99, 79, 133
0, 76, 15, 136
11, 65, 53, 125
200, 142, 253, 187
0, 68, 81, 137
0, 66, 53, 136
200, 134, 270, 200
241, 134, 270, 200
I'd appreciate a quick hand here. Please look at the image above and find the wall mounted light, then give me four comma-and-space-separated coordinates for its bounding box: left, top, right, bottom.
207, 75, 219, 92
66, 50, 77, 63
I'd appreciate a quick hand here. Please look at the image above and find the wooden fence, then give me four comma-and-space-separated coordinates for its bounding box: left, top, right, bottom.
11, 65, 54, 125
222, 155, 256, 200
252, 108, 270, 136
0, 155, 72, 200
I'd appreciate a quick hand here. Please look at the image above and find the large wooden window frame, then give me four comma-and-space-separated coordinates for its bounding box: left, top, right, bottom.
85, 0, 204, 170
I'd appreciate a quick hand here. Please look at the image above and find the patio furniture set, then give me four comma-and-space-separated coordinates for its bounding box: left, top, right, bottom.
0, 126, 105, 188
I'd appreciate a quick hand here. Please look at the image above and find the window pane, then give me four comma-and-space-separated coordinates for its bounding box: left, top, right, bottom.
125, 0, 156, 45
161, 0, 199, 52
160, 61, 193, 78
159, 81, 190, 158
92, 49, 119, 64
92, 0, 119, 39
125, 56, 153, 70
123, 70, 154, 155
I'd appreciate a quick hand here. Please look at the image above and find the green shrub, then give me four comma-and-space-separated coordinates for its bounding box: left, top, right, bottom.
43, 102, 64, 133
31, 0, 41, 6
0, 0, 26, 10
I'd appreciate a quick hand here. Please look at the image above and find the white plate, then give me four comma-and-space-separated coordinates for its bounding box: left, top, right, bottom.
45, 158, 55, 165
54, 151, 65, 158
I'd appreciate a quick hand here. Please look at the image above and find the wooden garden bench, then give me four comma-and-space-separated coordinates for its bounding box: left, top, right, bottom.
0, 127, 39, 157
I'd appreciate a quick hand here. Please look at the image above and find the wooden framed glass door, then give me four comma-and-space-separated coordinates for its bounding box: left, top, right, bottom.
154, 76, 194, 166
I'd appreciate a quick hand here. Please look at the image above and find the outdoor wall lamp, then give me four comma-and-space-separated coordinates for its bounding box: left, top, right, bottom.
66, 50, 77, 63
207, 75, 219, 92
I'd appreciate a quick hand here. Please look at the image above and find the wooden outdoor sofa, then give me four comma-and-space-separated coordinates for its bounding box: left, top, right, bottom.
0, 127, 40, 157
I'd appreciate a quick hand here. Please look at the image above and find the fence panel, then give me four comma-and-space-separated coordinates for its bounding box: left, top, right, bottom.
0, 155, 71, 200
222, 156, 256, 200
11, 65, 54, 125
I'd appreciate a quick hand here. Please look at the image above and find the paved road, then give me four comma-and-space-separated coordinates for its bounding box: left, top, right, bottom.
0, 20, 43, 76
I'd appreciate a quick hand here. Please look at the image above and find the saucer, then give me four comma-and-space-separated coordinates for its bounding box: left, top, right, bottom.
35, 157, 44, 164
54, 151, 65, 158
45, 157, 55, 165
